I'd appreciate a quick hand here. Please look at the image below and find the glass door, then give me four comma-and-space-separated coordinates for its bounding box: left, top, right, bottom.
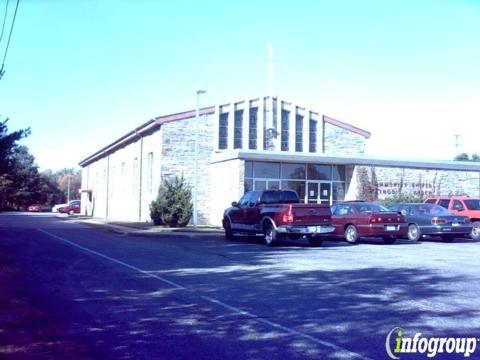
306, 181, 332, 204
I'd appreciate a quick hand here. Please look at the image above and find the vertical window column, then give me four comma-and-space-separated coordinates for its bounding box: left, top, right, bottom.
281, 109, 289, 151
249, 107, 258, 149
218, 112, 229, 149
234, 109, 244, 149
295, 114, 303, 152
309, 119, 317, 153
242, 103, 250, 150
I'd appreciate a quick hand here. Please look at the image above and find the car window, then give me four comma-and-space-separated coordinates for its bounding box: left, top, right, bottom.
424, 199, 436, 204
335, 204, 352, 216
279, 191, 299, 204
438, 199, 451, 209
464, 199, 480, 210
412, 204, 449, 215
261, 191, 280, 204
452, 200, 464, 211
238, 193, 250, 207
354, 203, 389, 213
248, 191, 261, 207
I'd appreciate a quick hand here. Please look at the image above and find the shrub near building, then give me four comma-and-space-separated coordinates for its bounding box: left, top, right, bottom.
149, 176, 193, 227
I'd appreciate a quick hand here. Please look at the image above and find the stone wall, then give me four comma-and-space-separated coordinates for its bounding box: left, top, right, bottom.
161, 114, 215, 225
348, 166, 480, 200
323, 122, 366, 156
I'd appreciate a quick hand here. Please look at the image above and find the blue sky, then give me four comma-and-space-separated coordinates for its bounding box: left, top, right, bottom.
1, 0, 479, 170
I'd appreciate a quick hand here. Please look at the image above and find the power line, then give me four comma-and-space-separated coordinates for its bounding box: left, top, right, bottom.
0, 0, 9, 45
0, 0, 19, 80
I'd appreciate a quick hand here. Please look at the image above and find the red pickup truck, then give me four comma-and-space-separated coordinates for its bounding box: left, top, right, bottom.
222, 190, 335, 247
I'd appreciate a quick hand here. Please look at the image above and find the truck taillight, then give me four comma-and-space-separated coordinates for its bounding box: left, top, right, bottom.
282, 205, 294, 224
431, 217, 446, 225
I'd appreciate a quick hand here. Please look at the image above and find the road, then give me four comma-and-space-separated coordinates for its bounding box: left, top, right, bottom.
1, 213, 480, 359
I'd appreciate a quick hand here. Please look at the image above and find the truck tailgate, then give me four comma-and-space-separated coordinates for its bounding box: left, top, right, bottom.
291, 204, 332, 226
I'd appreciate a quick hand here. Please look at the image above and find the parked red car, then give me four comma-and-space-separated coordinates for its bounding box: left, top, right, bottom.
330, 201, 407, 244
28, 204, 51, 212
58, 200, 81, 215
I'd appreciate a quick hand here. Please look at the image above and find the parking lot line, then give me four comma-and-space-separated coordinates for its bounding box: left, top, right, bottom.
37, 228, 371, 360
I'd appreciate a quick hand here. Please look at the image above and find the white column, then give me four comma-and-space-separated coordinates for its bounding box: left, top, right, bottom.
303, 110, 310, 154
276, 97, 282, 151
227, 102, 235, 150
213, 104, 220, 151
289, 105, 296, 152
243, 100, 250, 150
257, 97, 265, 150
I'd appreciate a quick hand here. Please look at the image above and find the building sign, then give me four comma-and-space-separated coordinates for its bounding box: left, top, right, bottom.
377, 181, 434, 196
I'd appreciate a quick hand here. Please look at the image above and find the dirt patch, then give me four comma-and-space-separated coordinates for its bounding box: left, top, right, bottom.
0, 252, 93, 359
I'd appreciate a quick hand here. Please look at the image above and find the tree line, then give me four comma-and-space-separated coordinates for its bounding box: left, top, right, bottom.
0, 120, 81, 211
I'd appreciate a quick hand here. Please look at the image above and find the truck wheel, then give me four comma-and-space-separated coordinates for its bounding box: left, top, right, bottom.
471, 221, 480, 241
263, 222, 277, 247
344, 225, 358, 244
407, 224, 421, 241
308, 236, 323, 247
223, 219, 234, 240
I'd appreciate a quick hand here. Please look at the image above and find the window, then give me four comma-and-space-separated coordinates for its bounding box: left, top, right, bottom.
147, 152, 154, 194
307, 164, 331, 180
249, 107, 258, 149
219, 113, 229, 149
332, 182, 345, 203
281, 163, 305, 180
281, 180, 305, 201
281, 110, 289, 151
438, 199, 450, 209
295, 115, 303, 152
253, 162, 280, 178
452, 200, 464, 211
245, 160, 253, 177
234, 110, 243, 149
425, 199, 436, 204
332, 166, 345, 181
309, 119, 317, 152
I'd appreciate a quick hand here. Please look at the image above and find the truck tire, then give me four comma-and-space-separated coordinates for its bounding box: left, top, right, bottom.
344, 225, 358, 244
263, 222, 277, 247
471, 221, 480, 241
308, 236, 323, 247
223, 219, 234, 240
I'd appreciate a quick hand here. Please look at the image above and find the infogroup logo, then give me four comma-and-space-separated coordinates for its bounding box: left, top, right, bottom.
385, 327, 478, 359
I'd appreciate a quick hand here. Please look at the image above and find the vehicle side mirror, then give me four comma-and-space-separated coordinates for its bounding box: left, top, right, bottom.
231, 201, 239, 207
457, 207, 464, 212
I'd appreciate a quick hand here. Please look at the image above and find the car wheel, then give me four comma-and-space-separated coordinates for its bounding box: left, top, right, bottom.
308, 235, 323, 247
344, 225, 358, 244
383, 236, 396, 244
471, 221, 480, 241
407, 224, 421, 241
68, 210, 75, 215
263, 222, 278, 247
223, 219, 234, 240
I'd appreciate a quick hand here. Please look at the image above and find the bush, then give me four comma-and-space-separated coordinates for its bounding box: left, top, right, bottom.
379, 193, 425, 207
149, 176, 193, 227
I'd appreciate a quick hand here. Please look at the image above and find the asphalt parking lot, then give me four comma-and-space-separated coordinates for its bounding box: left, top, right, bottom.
1, 213, 480, 359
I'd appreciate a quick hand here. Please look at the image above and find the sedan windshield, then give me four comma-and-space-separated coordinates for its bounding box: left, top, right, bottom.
411, 204, 449, 215
354, 203, 389, 213
465, 199, 480, 210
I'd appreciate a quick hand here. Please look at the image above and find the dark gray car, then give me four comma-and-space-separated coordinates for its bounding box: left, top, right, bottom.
388, 203, 472, 241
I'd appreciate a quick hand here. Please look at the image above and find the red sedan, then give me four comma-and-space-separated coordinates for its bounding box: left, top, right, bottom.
58, 200, 81, 215
330, 201, 407, 244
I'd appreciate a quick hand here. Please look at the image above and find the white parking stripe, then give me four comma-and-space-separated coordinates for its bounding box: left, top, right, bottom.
37, 228, 371, 360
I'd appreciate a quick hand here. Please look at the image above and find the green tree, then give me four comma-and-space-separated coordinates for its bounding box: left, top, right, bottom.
0, 119, 30, 174
454, 153, 480, 162
0, 146, 42, 209
150, 176, 192, 227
